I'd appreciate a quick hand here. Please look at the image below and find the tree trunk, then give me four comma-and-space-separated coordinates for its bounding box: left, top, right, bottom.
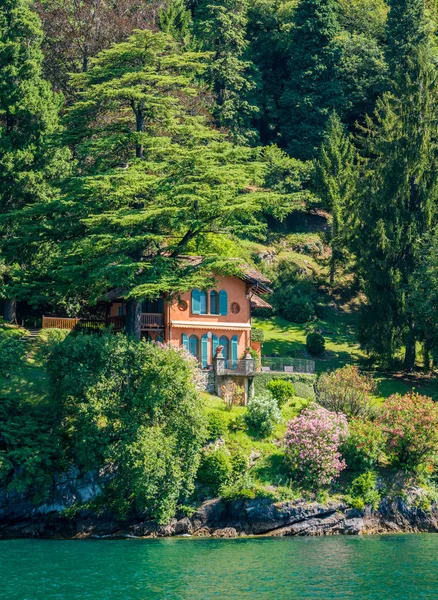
135, 111, 144, 159
125, 299, 142, 340
404, 322, 416, 372
3, 298, 17, 324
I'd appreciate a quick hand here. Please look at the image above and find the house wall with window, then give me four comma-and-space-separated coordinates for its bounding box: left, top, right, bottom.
168, 275, 251, 367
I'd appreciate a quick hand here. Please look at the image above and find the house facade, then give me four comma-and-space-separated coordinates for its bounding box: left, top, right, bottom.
107, 270, 271, 368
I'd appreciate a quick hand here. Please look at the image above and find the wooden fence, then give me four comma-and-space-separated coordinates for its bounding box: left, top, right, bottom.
42, 316, 80, 330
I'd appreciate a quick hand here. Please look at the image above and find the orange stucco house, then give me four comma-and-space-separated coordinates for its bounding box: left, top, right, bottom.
107, 267, 272, 368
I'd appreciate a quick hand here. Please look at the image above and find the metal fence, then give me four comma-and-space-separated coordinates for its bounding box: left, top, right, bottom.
261, 357, 315, 374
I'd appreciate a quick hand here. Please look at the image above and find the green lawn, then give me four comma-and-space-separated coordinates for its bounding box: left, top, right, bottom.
253, 314, 438, 401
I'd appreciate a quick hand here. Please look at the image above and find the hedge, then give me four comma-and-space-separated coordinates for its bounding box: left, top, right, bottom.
253, 372, 316, 400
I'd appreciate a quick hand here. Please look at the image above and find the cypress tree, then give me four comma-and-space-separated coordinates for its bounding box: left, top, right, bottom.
354, 0, 438, 369
194, 0, 258, 143
279, 0, 344, 160
0, 0, 68, 321
314, 113, 356, 285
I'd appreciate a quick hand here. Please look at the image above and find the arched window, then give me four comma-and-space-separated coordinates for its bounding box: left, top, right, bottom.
201, 334, 209, 368
210, 290, 219, 314
189, 335, 199, 359
219, 290, 228, 315
192, 289, 207, 314
219, 335, 229, 360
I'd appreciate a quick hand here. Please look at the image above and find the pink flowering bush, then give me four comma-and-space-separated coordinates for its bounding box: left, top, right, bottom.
377, 393, 438, 470
284, 405, 349, 487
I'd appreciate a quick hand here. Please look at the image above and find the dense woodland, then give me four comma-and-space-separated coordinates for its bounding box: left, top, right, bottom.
4, 0, 438, 525
2, 0, 438, 370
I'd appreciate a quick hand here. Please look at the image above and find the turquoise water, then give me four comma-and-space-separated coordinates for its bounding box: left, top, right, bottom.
1, 536, 438, 599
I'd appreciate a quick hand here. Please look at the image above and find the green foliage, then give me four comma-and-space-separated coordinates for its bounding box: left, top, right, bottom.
272, 258, 317, 323
377, 392, 438, 470
315, 365, 376, 418
0, 336, 24, 378
207, 411, 228, 439
306, 332, 326, 356
253, 372, 316, 400
314, 113, 356, 284
245, 394, 281, 437
194, 0, 257, 143
279, 0, 345, 159
341, 418, 385, 471
0, 0, 69, 298
266, 379, 295, 408
251, 328, 265, 343
0, 394, 61, 498
47, 333, 207, 523
197, 447, 232, 494
353, 0, 438, 369
346, 471, 381, 510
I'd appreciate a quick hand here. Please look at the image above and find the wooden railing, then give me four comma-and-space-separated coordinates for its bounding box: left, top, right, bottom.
140, 313, 164, 328
42, 316, 79, 330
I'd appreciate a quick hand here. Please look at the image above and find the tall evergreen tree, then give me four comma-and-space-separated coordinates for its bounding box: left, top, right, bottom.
194, 0, 258, 143
354, 0, 438, 369
279, 0, 344, 160
9, 30, 280, 337
0, 0, 68, 321
314, 113, 356, 285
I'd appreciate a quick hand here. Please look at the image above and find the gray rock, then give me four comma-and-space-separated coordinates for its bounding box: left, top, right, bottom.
175, 517, 193, 535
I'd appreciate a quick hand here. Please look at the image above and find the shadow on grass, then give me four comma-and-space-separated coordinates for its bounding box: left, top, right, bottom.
253, 452, 291, 487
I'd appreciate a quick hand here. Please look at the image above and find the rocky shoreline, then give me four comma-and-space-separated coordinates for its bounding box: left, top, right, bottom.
2, 495, 438, 540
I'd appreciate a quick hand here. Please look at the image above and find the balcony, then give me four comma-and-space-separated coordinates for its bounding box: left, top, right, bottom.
107, 313, 164, 331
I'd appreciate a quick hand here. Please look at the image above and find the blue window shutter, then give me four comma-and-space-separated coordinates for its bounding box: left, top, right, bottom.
189, 335, 199, 358
182, 333, 189, 351
212, 334, 219, 357
201, 334, 209, 368
210, 291, 218, 314
219, 290, 228, 315
231, 335, 238, 368
192, 289, 201, 314
219, 335, 229, 360
200, 291, 207, 314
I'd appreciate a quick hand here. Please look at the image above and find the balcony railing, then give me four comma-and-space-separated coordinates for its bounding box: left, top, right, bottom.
140, 313, 164, 328
261, 357, 315, 374
222, 359, 255, 375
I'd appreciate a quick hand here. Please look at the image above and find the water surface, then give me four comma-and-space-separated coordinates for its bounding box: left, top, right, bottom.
1, 535, 437, 599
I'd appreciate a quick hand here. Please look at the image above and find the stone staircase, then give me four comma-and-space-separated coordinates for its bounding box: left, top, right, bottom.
20, 327, 41, 344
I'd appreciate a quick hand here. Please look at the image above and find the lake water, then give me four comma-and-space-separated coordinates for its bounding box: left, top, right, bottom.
1, 535, 438, 599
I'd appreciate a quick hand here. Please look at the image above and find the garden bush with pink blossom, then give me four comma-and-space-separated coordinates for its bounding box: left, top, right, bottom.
377, 393, 438, 470
284, 405, 349, 487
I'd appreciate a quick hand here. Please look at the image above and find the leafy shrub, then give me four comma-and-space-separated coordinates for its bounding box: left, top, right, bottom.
251, 328, 265, 343
207, 412, 227, 440
284, 404, 349, 487
220, 473, 277, 502
245, 394, 281, 437
231, 450, 249, 479
341, 418, 385, 471
197, 448, 232, 494
346, 471, 381, 510
0, 337, 25, 378
253, 372, 316, 400
47, 333, 206, 523
267, 379, 296, 407
315, 365, 376, 418
276, 286, 316, 323
228, 413, 246, 432
377, 393, 438, 470
306, 332, 325, 356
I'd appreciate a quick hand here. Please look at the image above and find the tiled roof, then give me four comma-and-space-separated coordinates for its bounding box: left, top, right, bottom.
250, 293, 273, 310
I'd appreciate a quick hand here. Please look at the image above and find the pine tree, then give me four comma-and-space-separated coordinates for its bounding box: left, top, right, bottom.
159, 0, 195, 47
354, 0, 438, 369
314, 113, 356, 285
194, 0, 258, 143
0, 0, 69, 321
10, 30, 277, 338
279, 0, 344, 160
